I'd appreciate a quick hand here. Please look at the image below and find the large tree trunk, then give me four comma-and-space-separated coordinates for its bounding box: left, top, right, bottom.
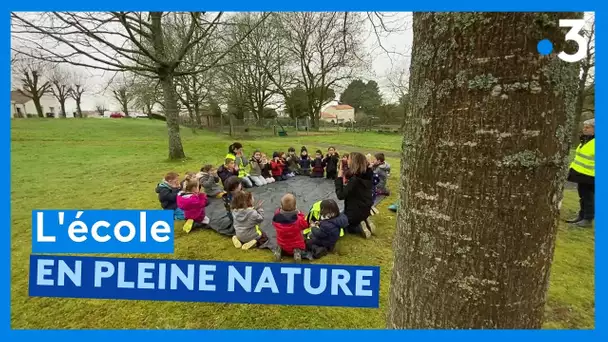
387, 12, 580, 329
160, 74, 186, 160
33, 97, 44, 117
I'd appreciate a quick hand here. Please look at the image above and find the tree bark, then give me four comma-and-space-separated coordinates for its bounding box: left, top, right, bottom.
59, 100, 66, 118
160, 74, 186, 159
33, 97, 44, 117
387, 12, 580, 329
76, 99, 82, 118
571, 66, 589, 145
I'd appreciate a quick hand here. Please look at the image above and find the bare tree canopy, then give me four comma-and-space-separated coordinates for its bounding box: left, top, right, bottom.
71, 72, 87, 118
12, 11, 270, 159
270, 12, 367, 128
48, 66, 73, 118
11, 54, 53, 117
110, 75, 135, 117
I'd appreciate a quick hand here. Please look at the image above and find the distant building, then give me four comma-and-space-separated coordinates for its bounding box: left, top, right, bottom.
10, 90, 63, 118
319, 104, 355, 123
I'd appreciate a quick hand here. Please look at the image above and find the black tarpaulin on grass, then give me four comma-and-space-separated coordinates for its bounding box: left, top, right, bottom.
204, 176, 385, 248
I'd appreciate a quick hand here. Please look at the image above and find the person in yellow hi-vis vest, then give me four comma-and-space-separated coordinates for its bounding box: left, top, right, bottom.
226, 142, 253, 188
566, 119, 595, 228
305, 201, 345, 238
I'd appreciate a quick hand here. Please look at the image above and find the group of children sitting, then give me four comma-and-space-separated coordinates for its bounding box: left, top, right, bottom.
155, 142, 392, 262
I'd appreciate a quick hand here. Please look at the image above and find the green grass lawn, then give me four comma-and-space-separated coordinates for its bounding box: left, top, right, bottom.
10, 119, 594, 329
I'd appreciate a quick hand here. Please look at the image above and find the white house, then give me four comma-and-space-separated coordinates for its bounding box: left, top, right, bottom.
320, 104, 355, 123
10, 90, 66, 118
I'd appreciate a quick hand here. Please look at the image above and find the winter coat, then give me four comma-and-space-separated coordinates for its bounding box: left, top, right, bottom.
272, 209, 309, 254
299, 155, 312, 170
311, 157, 325, 174
341, 159, 349, 174
374, 162, 391, 190
156, 181, 180, 210
226, 152, 250, 178
324, 154, 340, 174
261, 163, 272, 178
198, 172, 223, 196
177, 192, 208, 223
281, 158, 291, 176
335, 167, 374, 225
249, 158, 265, 177
270, 159, 284, 176
286, 154, 301, 172
232, 207, 265, 242
217, 165, 238, 184
309, 213, 349, 250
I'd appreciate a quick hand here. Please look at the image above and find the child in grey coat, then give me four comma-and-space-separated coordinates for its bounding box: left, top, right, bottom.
230, 191, 268, 250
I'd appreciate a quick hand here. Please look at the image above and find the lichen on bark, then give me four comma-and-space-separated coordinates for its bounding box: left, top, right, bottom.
387, 12, 582, 329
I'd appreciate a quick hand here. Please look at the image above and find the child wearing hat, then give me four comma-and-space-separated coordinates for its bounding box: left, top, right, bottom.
286, 147, 301, 176
299, 146, 312, 176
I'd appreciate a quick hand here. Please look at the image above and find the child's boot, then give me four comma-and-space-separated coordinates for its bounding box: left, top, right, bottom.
272, 246, 282, 261
293, 249, 302, 263
365, 219, 376, 235
359, 223, 371, 239
183, 219, 194, 233
242, 239, 258, 250
231, 236, 242, 249
302, 250, 315, 261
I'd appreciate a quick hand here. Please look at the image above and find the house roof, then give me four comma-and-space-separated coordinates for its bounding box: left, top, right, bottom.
11, 90, 32, 105
331, 104, 354, 110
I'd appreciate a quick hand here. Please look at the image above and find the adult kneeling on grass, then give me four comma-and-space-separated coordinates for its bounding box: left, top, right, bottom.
226, 142, 253, 188
566, 118, 595, 228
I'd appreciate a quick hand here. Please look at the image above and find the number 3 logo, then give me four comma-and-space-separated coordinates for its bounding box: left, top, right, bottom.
558, 19, 588, 63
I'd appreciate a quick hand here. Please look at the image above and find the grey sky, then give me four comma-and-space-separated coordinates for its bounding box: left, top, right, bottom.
11, 12, 414, 113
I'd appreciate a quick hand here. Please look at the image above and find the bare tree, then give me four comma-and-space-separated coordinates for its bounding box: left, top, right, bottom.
269, 12, 365, 128
95, 103, 107, 116
11, 54, 52, 117
71, 72, 86, 118
111, 76, 135, 116
132, 77, 161, 117
221, 13, 288, 121
386, 66, 410, 128
387, 12, 581, 329
48, 66, 72, 118
12, 11, 270, 159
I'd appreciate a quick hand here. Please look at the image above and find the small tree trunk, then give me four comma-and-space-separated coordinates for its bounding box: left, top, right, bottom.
194, 102, 203, 128
122, 101, 129, 118
229, 115, 235, 137
59, 100, 67, 118
33, 97, 44, 117
145, 104, 153, 119
76, 99, 82, 118
187, 106, 196, 134
160, 74, 186, 160
387, 12, 580, 329
571, 66, 590, 145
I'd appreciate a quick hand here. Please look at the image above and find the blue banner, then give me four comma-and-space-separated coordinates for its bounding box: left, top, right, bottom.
31, 210, 174, 254
29, 255, 380, 308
